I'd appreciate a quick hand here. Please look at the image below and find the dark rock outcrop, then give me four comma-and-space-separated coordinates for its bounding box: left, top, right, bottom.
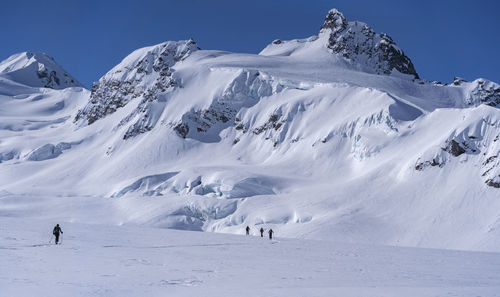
447, 140, 466, 157
486, 178, 500, 188
320, 9, 419, 78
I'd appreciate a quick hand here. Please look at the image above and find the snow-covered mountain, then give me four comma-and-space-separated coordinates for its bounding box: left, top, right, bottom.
262, 9, 419, 78
1, 9, 500, 252
0, 52, 82, 89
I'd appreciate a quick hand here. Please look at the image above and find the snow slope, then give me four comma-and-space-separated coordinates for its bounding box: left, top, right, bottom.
1, 9, 500, 255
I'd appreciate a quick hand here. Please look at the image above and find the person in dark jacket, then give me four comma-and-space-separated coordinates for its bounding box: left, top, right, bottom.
268, 229, 274, 240
53, 224, 63, 244
246, 226, 250, 235
259, 227, 264, 237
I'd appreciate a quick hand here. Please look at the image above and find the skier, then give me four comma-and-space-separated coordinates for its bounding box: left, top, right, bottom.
268, 228, 274, 240
259, 227, 264, 237
246, 226, 250, 235
52, 224, 63, 245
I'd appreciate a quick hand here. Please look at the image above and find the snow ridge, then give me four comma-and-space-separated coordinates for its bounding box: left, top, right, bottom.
0, 52, 82, 89
75, 40, 200, 126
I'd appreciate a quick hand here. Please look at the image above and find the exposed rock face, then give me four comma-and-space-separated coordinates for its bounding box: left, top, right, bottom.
75, 40, 200, 125
321, 9, 348, 33
446, 139, 467, 157
464, 79, 500, 107
320, 9, 419, 78
486, 178, 500, 188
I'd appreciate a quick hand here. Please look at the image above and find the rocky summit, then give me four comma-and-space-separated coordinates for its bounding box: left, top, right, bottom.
321, 9, 419, 78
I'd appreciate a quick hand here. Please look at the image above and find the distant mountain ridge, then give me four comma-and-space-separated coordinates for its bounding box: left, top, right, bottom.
0, 52, 82, 89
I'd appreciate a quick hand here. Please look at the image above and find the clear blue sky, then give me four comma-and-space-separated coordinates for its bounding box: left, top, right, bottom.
1, 0, 499, 87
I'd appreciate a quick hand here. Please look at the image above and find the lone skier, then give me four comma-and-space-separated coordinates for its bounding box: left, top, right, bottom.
268, 229, 274, 240
246, 226, 250, 235
53, 224, 63, 244
260, 227, 264, 237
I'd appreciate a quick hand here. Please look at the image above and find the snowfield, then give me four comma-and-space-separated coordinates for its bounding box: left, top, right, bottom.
2, 216, 500, 297
1, 8, 500, 296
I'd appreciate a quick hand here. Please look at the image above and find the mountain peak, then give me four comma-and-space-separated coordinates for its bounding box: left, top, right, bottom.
320, 9, 348, 33
0, 52, 82, 89
75, 39, 200, 125
261, 9, 419, 79
320, 9, 419, 79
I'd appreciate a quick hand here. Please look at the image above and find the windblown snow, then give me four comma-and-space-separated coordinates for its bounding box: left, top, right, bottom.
1, 9, 500, 296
